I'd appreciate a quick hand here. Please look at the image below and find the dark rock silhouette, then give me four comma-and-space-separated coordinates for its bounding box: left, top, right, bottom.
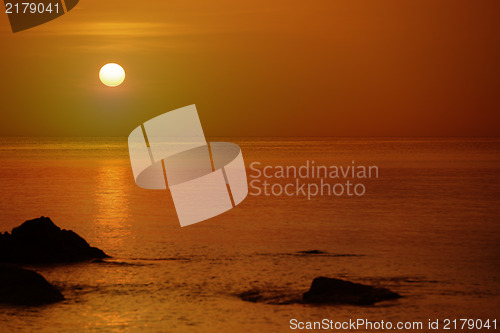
303, 277, 402, 305
298, 250, 327, 254
0, 264, 64, 305
0, 217, 108, 264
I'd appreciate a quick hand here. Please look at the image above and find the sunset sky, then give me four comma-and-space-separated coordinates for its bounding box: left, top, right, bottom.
0, 0, 499, 137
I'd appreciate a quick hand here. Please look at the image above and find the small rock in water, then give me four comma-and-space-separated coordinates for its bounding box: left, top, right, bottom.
298, 250, 327, 255
0, 264, 64, 306
303, 277, 402, 305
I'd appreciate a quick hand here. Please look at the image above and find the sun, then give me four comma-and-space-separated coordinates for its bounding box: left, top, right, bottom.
99, 63, 125, 87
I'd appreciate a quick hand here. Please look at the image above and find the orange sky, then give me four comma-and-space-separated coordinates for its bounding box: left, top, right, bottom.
0, 0, 499, 137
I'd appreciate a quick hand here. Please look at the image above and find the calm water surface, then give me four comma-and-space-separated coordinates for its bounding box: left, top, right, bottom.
0, 137, 499, 332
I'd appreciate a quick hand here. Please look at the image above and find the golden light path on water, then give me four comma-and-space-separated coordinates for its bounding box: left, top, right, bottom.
94, 161, 132, 250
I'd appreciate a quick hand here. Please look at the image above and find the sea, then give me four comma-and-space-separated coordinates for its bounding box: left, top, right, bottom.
0, 137, 498, 332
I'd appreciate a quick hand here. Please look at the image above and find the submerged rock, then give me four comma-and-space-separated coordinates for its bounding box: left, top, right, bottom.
297, 250, 327, 255
0, 217, 108, 264
0, 264, 64, 305
237, 288, 298, 305
303, 277, 402, 305
237, 289, 263, 303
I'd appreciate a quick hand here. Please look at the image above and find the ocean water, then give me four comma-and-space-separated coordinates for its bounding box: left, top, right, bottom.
0, 137, 498, 332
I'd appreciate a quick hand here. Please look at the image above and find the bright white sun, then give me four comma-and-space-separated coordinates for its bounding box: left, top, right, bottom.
99, 63, 125, 87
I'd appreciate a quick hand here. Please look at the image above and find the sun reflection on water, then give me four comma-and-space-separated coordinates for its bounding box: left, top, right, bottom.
94, 161, 131, 251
